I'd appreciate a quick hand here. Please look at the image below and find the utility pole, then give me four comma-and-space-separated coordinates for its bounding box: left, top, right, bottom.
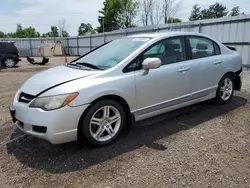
102, 18, 105, 33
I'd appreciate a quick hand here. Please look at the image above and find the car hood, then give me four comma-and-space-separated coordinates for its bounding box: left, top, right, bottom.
20, 65, 99, 96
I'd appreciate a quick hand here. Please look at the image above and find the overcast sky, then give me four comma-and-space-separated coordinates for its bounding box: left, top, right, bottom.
0, 0, 250, 36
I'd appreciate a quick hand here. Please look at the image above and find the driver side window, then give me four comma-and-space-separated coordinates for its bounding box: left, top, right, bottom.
143, 37, 186, 66
124, 37, 186, 72
144, 43, 165, 56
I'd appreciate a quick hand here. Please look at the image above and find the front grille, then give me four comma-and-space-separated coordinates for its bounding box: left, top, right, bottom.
32, 125, 47, 133
18, 92, 35, 103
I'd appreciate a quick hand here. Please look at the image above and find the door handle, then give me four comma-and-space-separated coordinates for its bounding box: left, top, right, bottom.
213, 60, 222, 65
178, 67, 190, 72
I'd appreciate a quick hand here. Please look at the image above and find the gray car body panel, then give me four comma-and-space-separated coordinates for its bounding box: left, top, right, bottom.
20, 65, 100, 96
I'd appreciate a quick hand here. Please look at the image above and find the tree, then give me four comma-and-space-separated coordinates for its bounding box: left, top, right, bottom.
189, 2, 229, 20
229, 6, 240, 16
14, 24, 25, 38
150, 0, 163, 25
58, 19, 70, 37
78, 23, 95, 36
162, 0, 182, 24
97, 0, 121, 33
61, 30, 69, 37
42, 26, 59, 37
22, 27, 40, 38
200, 2, 228, 19
0, 31, 6, 38
140, 0, 154, 26
118, 0, 139, 28
97, 0, 138, 32
189, 3, 201, 21
167, 17, 182, 23
51, 26, 59, 37
10, 24, 40, 38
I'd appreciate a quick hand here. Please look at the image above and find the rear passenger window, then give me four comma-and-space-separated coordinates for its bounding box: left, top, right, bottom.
214, 43, 221, 55
6, 43, 17, 53
189, 37, 219, 59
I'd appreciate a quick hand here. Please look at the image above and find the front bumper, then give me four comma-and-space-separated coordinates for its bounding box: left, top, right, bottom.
10, 102, 89, 144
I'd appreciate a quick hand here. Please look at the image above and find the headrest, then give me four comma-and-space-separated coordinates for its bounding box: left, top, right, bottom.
196, 43, 208, 50
172, 44, 180, 50
164, 43, 180, 50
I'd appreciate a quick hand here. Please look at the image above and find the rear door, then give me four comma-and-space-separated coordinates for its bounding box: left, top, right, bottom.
187, 36, 224, 98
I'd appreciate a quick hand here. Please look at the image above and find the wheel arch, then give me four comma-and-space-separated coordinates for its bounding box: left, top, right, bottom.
77, 94, 133, 139
223, 70, 241, 91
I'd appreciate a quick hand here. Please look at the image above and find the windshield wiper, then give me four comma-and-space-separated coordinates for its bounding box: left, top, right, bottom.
76, 62, 104, 70
66, 63, 91, 70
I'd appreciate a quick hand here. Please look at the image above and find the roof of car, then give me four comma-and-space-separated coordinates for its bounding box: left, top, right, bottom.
128, 31, 204, 39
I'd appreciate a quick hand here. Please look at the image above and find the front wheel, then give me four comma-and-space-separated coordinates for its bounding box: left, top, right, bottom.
216, 74, 234, 104
80, 100, 126, 146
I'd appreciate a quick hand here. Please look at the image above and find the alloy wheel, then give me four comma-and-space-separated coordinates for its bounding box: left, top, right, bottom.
89, 105, 121, 142
220, 78, 233, 101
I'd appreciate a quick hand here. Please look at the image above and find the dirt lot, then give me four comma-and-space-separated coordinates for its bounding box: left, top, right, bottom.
0, 57, 250, 188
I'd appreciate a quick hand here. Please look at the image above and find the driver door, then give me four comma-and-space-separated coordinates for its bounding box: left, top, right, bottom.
133, 37, 192, 118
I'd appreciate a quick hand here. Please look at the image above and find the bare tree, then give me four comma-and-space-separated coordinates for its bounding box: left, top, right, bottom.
162, 0, 182, 24
150, 0, 163, 25
58, 18, 69, 37
140, 0, 154, 26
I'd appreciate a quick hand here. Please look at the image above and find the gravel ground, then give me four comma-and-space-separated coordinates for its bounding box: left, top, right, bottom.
0, 58, 250, 188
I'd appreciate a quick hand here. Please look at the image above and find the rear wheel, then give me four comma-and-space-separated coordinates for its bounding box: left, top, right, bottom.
80, 100, 126, 146
4, 58, 15, 68
216, 74, 234, 104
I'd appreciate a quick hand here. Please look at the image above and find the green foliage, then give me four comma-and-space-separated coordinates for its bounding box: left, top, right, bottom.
118, 0, 138, 28
189, 2, 230, 21
229, 6, 240, 16
201, 2, 228, 19
61, 30, 69, 37
167, 17, 182, 23
0, 31, 6, 38
5, 24, 40, 38
78, 23, 96, 36
97, 0, 121, 33
189, 3, 201, 21
42, 26, 59, 37
97, 0, 138, 33
51, 26, 59, 37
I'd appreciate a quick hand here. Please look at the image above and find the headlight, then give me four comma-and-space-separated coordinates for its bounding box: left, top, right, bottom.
15, 90, 21, 100
29, 93, 78, 111
14, 90, 21, 103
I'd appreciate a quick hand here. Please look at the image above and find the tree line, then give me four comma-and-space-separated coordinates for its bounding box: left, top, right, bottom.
0, 1, 243, 38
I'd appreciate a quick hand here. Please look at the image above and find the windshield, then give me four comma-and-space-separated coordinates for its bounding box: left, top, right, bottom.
70, 37, 151, 69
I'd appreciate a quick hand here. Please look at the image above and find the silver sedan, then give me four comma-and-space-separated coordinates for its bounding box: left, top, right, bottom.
10, 32, 243, 146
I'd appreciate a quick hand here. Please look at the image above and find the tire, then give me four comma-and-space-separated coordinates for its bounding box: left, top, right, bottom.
79, 100, 126, 146
215, 74, 234, 104
4, 58, 16, 68
0, 61, 4, 69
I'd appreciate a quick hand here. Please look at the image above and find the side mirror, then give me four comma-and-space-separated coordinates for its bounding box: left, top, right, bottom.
142, 57, 161, 75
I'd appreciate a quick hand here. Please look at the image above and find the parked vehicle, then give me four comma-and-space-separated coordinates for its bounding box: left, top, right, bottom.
0, 41, 21, 68
10, 32, 243, 146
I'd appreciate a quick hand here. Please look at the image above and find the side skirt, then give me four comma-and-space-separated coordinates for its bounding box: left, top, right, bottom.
133, 90, 216, 122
